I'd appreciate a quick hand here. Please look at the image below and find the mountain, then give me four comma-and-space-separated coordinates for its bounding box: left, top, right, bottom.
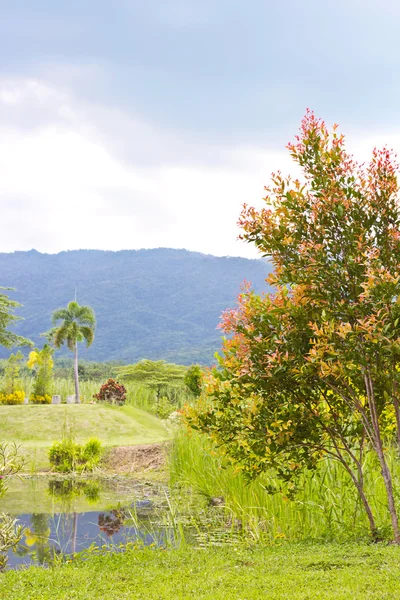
0, 248, 272, 365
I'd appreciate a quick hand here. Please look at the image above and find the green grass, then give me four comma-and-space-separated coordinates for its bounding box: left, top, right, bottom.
0, 404, 169, 471
2, 543, 400, 599
170, 430, 400, 542
18, 377, 191, 412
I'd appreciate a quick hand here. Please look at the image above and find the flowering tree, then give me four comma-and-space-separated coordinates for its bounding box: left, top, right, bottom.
187, 112, 400, 542
27, 344, 54, 403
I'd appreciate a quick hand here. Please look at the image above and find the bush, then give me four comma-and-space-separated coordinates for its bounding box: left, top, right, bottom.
0, 391, 24, 405
30, 394, 52, 405
49, 437, 103, 473
93, 379, 126, 405
156, 396, 176, 419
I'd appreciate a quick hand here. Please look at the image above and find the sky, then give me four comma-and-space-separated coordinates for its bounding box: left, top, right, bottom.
1, 0, 400, 258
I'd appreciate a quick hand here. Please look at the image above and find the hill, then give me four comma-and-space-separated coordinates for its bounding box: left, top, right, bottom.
0, 404, 169, 472
0, 248, 272, 364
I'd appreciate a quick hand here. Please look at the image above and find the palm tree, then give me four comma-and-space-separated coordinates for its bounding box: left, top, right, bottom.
48, 301, 96, 404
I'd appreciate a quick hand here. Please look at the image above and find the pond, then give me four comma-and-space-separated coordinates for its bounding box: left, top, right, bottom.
1, 477, 175, 569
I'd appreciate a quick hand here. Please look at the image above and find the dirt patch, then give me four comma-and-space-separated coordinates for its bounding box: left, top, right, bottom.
103, 442, 168, 473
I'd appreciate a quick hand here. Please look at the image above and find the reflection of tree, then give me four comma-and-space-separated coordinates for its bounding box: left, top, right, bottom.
98, 510, 124, 537
21, 513, 59, 565
48, 479, 100, 510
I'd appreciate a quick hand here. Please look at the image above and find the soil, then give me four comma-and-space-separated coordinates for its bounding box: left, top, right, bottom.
103, 442, 168, 473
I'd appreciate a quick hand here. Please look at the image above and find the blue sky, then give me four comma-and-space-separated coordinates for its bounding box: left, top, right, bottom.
1, 0, 400, 257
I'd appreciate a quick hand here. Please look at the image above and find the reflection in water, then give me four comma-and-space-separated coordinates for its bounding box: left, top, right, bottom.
16, 513, 60, 566
48, 479, 101, 506
98, 510, 125, 537
4, 477, 176, 569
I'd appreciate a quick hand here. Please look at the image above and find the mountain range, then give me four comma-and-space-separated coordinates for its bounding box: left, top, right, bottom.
0, 248, 272, 365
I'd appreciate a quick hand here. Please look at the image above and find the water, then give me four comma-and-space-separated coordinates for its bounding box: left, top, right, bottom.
1, 477, 170, 568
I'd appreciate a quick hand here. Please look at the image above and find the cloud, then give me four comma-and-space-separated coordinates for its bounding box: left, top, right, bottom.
0, 76, 294, 258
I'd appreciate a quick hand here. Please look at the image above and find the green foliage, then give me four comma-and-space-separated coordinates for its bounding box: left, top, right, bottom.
0, 287, 32, 349
187, 112, 400, 542
93, 378, 127, 405
0, 249, 271, 364
0, 443, 25, 569
49, 437, 103, 473
156, 396, 176, 419
48, 301, 96, 352
184, 365, 203, 397
117, 360, 188, 414
170, 429, 400, 541
1, 351, 25, 396
28, 344, 54, 403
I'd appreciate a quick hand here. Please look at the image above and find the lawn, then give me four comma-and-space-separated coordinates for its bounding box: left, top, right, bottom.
2, 543, 400, 599
0, 404, 169, 471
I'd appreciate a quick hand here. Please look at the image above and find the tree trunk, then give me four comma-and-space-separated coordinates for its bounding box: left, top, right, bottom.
72, 512, 78, 556
393, 397, 400, 453
74, 342, 80, 404
352, 476, 378, 540
365, 373, 400, 542
375, 441, 400, 543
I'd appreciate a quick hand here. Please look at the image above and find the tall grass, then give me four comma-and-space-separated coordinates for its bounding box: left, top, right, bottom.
12, 377, 191, 411
169, 429, 400, 542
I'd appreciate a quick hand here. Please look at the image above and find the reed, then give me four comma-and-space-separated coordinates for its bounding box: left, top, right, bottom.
169, 429, 400, 542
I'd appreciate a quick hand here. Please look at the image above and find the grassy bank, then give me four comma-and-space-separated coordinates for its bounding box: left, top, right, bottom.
2, 543, 400, 599
0, 404, 169, 471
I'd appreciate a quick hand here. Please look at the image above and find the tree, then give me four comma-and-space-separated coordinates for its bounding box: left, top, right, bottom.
184, 365, 204, 397
27, 344, 54, 403
186, 111, 400, 542
0, 287, 32, 349
116, 360, 187, 413
2, 351, 24, 395
47, 301, 96, 404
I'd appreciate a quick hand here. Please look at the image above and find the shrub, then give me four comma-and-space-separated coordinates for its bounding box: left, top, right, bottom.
27, 345, 54, 400
0, 391, 24, 405
156, 396, 176, 419
30, 394, 52, 405
93, 378, 126, 405
48, 437, 103, 473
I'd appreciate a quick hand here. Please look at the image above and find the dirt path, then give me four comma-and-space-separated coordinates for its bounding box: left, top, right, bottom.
103, 442, 169, 473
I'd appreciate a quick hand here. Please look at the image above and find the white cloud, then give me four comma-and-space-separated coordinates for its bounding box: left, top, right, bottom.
0, 76, 296, 259
2, 76, 399, 263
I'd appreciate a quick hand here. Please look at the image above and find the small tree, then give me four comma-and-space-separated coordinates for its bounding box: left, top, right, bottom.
184, 365, 203, 397
27, 344, 54, 403
0, 287, 32, 349
117, 360, 187, 413
1, 351, 24, 395
187, 112, 400, 543
46, 301, 96, 403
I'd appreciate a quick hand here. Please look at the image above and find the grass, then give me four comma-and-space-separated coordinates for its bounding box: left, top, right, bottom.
0, 404, 169, 471
169, 430, 400, 542
2, 543, 400, 599
18, 377, 190, 412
